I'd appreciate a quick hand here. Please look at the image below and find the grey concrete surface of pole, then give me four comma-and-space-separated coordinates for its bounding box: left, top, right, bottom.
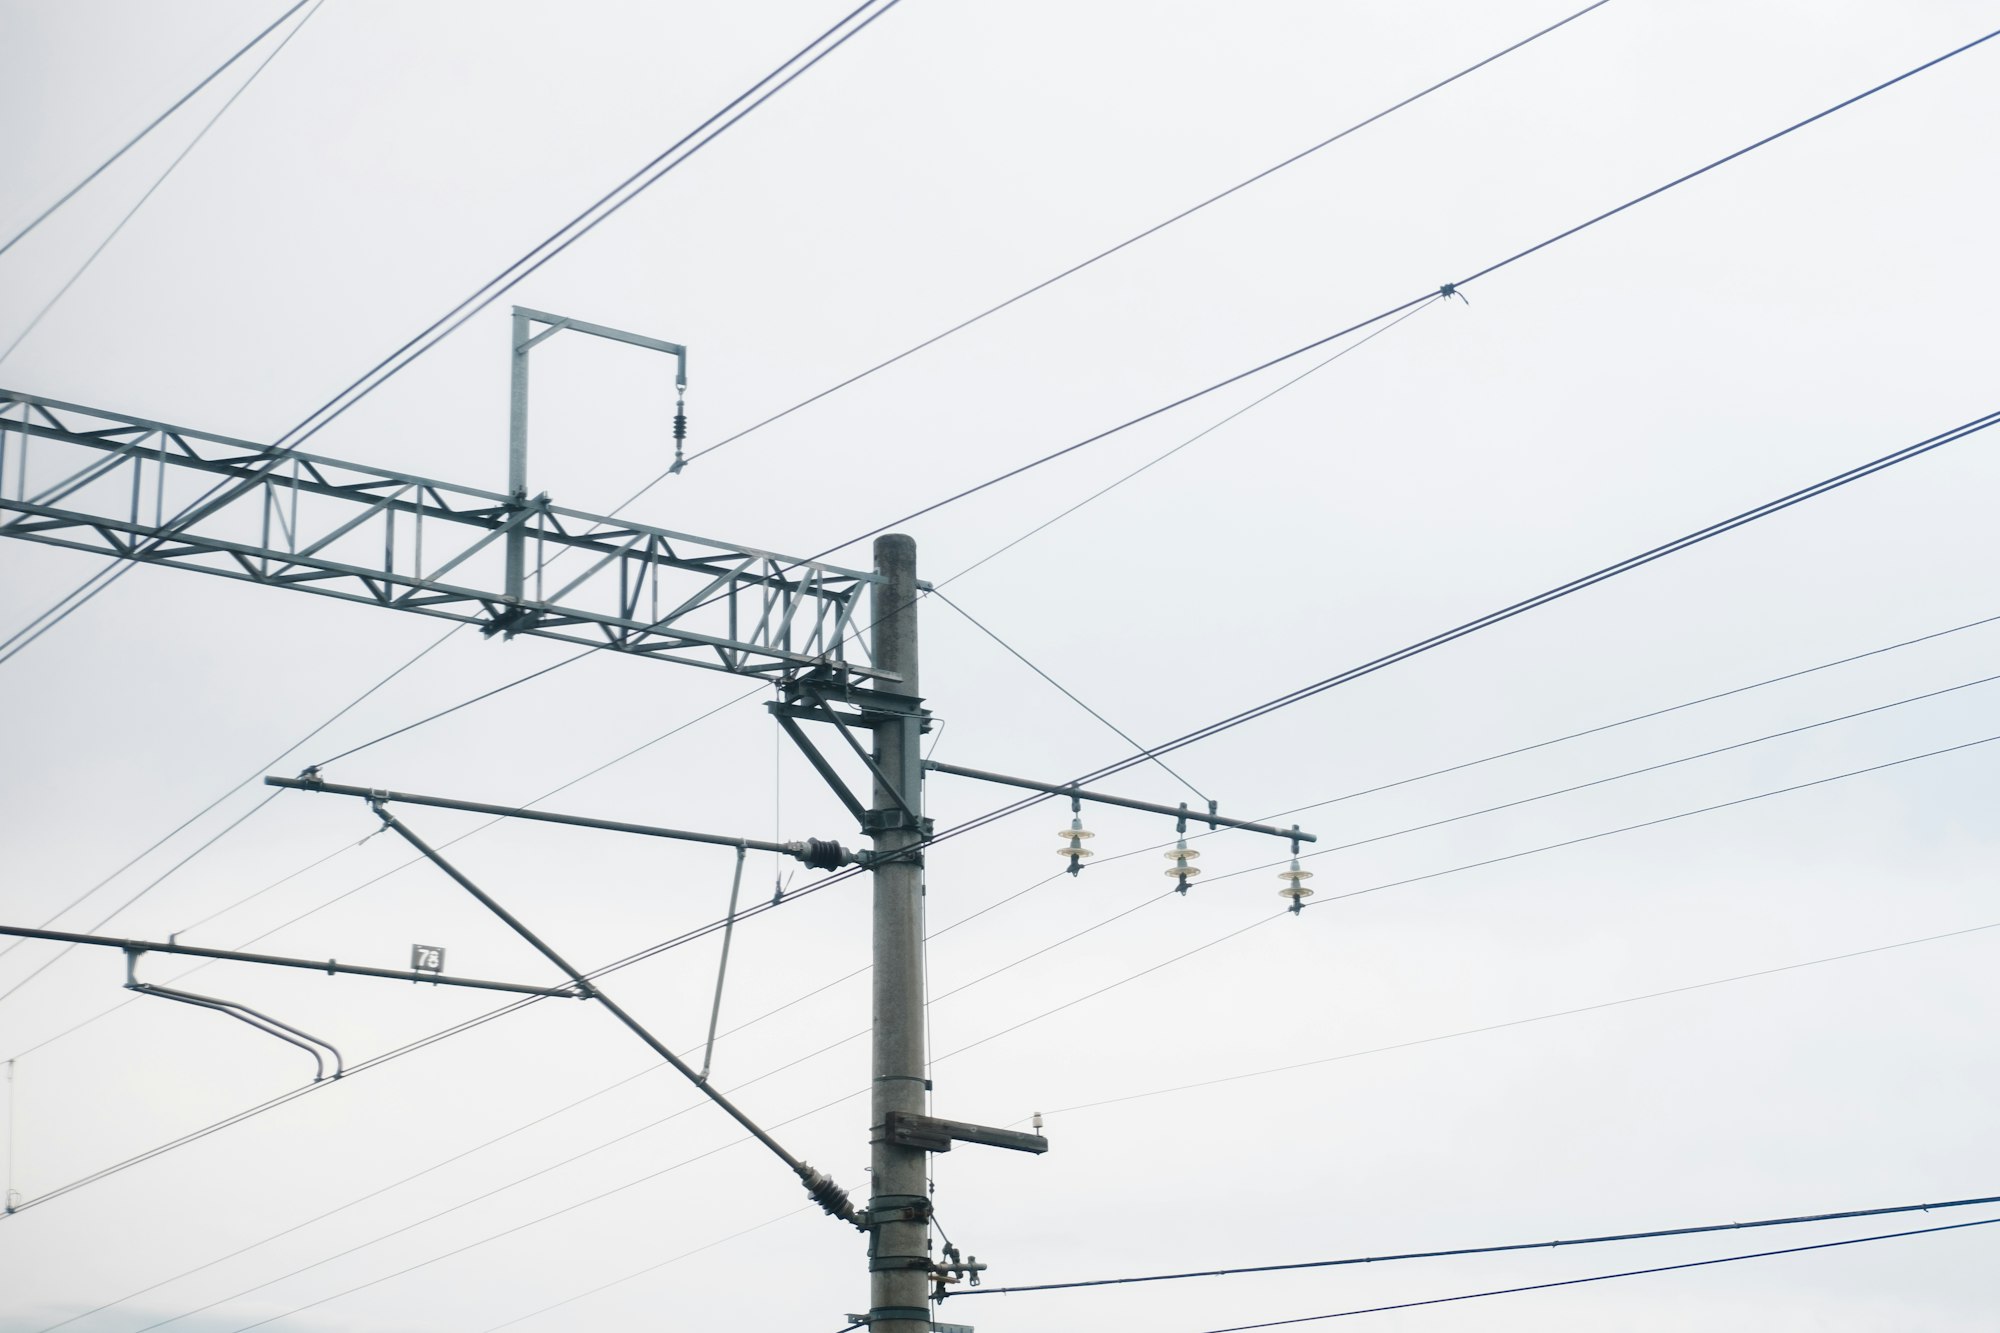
867, 532, 932, 1333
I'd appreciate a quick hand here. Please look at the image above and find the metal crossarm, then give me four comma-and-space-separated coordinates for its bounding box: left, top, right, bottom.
0, 389, 892, 682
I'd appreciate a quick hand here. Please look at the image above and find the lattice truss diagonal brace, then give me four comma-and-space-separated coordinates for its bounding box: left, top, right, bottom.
0, 390, 891, 682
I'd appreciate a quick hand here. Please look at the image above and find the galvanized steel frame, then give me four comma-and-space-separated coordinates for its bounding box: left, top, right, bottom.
0, 389, 891, 682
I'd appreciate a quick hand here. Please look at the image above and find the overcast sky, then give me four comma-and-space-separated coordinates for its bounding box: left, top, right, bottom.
4, 1, 2000, 1330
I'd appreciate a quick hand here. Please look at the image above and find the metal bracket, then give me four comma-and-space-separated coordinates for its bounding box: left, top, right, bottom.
772, 708, 871, 825
876, 1112, 1048, 1156
860, 1196, 933, 1227
861, 808, 934, 837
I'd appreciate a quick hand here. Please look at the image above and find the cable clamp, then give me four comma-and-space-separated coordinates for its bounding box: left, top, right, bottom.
1438, 282, 1469, 303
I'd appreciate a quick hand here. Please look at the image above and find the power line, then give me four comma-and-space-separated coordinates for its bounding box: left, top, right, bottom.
17, 602, 1994, 1227
1185, 1215, 2000, 1331
640, 0, 1618, 477
0, 2, 324, 364
928, 407, 2000, 850
955, 1192, 2000, 1298
18, 721, 1988, 1307
936, 299, 1439, 591
0, 0, 314, 260
25, 599, 1990, 1200
1036, 915, 2000, 1121
1197, 663, 2000, 887
284, 285, 1436, 777
137, 19, 2000, 772
820, 28, 2000, 557
0, 625, 458, 967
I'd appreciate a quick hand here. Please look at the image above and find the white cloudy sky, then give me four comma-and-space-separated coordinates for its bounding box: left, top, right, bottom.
3, 1, 1999, 1330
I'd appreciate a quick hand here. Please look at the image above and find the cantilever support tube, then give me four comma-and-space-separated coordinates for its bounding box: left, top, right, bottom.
366, 801, 858, 1225
699, 845, 748, 1084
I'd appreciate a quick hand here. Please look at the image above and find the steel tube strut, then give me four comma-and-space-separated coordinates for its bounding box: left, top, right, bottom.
264, 774, 856, 865
366, 803, 857, 1224
0, 924, 581, 996
922, 760, 1318, 842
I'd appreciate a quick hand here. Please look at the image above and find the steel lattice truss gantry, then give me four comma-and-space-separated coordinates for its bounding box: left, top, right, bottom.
0, 389, 893, 682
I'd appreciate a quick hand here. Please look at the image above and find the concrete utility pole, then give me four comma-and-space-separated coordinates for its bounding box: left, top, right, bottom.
865, 533, 932, 1333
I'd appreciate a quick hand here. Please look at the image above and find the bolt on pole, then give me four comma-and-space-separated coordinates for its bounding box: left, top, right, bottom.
867, 533, 933, 1333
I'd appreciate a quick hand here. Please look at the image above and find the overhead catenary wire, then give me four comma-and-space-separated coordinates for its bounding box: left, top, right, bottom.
1035, 914, 2000, 1122
108, 886, 2000, 1333
1183, 1215, 2000, 1332
924, 406, 2000, 853
638, 0, 1617, 477
0, 624, 459, 968
250, 25, 2000, 776
0, 2, 324, 365
16, 587, 1997, 1206
933, 588, 1209, 803
817, 27, 2000, 558
0, 0, 315, 260
954, 1191, 2000, 1298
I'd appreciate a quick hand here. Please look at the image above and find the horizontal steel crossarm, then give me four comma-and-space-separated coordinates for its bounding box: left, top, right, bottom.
0, 389, 894, 682
0, 923, 581, 996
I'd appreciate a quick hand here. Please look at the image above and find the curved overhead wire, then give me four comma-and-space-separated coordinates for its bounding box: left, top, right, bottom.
0, 2, 325, 365
1185, 1215, 2000, 1332
954, 1192, 2000, 1298
644, 0, 1618, 475
0, 0, 314, 259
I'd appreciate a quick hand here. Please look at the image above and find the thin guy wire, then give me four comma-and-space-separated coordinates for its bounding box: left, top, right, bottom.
956, 1192, 2000, 1298
0, 624, 458, 966
0, 2, 324, 365
1186, 1216, 2000, 1332
0, 0, 313, 259
209, 1082, 874, 1332
655, 0, 1619, 475
0, 790, 288, 1007
933, 588, 1210, 802
1036, 915, 2000, 1121
937, 299, 1439, 590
